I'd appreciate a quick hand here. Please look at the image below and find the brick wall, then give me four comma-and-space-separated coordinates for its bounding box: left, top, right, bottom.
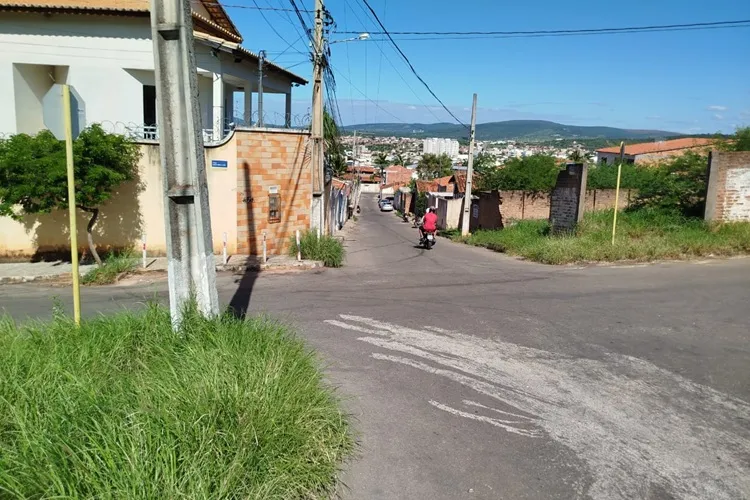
549, 163, 587, 233
498, 189, 633, 221
235, 128, 312, 255
705, 151, 750, 222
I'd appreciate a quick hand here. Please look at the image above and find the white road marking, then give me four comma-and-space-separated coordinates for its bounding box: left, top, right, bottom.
325, 315, 750, 500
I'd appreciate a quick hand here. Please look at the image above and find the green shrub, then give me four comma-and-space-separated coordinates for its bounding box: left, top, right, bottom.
462, 208, 750, 264
289, 230, 345, 267
81, 250, 137, 285
0, 305, 353, 498
631, 151, 709, 217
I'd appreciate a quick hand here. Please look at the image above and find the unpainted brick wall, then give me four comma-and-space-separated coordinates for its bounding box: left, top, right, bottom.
499, 189, 633, 221
235, 129, 312, 255
705, 151, 750, 222
549, 164, 587, 233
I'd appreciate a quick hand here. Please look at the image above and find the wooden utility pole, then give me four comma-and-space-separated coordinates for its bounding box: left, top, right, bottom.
310, 0, 325, 235
461, 93, 477, 237
150, 0, 219, 325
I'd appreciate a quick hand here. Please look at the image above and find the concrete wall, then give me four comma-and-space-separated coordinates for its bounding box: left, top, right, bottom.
235, 128, 312, 255
0, 134, 239, 259
436, 197, 463, 230
705, 151, 750, 222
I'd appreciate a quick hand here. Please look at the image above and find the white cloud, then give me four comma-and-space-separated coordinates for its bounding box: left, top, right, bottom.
407, 105, 417, 110
646, 115, 662, 120
713, 114, 724, 120
707, 105, 727, 111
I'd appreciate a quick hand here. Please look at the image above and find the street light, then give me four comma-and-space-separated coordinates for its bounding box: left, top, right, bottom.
328, 32, 370, 45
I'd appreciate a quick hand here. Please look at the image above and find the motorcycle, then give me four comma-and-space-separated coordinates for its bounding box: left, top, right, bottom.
419, 229, 436, 250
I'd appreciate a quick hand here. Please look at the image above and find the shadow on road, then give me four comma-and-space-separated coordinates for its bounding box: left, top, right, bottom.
227, 270, 258, 320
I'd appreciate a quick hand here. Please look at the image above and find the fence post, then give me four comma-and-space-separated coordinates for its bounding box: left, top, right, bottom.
222, 232, 228, 265
296, 230, 301, 262
142, 234, 147, 269
262, 231, 267, 264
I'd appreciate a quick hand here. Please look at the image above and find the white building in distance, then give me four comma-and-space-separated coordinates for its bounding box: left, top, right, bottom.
422, 138, 459, 158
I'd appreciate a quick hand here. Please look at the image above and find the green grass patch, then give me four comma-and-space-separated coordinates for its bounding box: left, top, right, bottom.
81, 251, 137, 285
290, 230, 345, 267
460, 209, 750, 265
0, 305, 353, 498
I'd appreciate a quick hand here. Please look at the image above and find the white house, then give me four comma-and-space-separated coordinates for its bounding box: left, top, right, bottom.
0, 0, 307, 142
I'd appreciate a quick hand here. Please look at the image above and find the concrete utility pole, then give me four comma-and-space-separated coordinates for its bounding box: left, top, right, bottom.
461, 93, 478, 237
310, 0, 325, 235
150, 0, 220, 325
257, 49, 265, 127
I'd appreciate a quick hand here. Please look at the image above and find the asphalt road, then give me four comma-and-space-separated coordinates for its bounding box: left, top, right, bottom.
2, 196, 749, 500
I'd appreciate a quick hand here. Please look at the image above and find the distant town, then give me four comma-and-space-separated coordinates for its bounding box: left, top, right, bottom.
342, 133, 597, 168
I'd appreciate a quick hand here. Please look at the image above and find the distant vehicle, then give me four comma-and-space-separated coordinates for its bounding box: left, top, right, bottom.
380, 200, 394, 212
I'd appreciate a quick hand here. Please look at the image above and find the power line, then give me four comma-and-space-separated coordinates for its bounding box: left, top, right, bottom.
360, 23, 750, 41
329, 63, 407, 124
221, 3, 313, 12
340, 0, 444, 123
373, 0, 386, 124
335, 18, 750, 36
357, 0, 467, 128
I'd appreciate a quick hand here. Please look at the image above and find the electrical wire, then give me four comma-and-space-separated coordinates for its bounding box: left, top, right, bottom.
360, 23, 750, 41
373, 0, 385, 123
335, 18, 750, 36
330, 62, 408, 124
342, 0, 444, 123
221, 3, 313, 12
357, 0, 467, 128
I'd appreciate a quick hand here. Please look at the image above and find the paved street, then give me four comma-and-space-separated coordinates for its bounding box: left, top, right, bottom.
2, 195, 749, 499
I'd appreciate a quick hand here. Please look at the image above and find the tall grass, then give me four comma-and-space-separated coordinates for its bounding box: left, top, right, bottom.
81, 251, 137, 285
0, 305, 353, 498
459, 209, 750, 264
290, 230, 345, 267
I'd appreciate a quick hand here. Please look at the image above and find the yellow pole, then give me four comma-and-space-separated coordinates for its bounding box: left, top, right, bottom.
611, 141, 624, 245
63, 84, 81, 325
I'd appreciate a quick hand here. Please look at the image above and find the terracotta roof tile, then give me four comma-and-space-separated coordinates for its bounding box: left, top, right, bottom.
0, 0, 243, 42
452, 171, 467, 193
597, 138, 714, 156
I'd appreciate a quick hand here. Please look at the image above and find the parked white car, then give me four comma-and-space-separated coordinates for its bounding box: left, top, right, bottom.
380, 200, 394, 212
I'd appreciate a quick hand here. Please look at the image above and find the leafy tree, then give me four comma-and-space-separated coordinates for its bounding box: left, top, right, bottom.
472, 152, 496, 175
417, 153, 452, 179
587, 162, 655, 190
632, 151, 709, 216
393, 152, 410, 166
716, 126, 750, 152
567, 149, 593, 163
324, 110, 347, 178
409, 179, 428, 217
373, 152, 389, 179
480, 154, 562, 193
0, 125, 141, 265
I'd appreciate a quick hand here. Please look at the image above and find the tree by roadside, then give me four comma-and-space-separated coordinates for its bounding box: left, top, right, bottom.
324, 110, 347, 177
374, 152, 389, 180
567, 149, 593, 164
0, 125, 141, 266
417, 153, 452, 179
479, 154, 561, 194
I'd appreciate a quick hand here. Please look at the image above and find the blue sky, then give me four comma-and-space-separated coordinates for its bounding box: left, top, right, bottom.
227, 0, 750, 133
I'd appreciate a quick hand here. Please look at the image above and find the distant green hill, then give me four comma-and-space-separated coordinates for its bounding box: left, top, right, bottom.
343, 120, 678, 141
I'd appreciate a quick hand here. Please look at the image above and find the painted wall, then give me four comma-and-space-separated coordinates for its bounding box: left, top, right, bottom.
0, 135, 239, 259
0, 13, 295, 136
